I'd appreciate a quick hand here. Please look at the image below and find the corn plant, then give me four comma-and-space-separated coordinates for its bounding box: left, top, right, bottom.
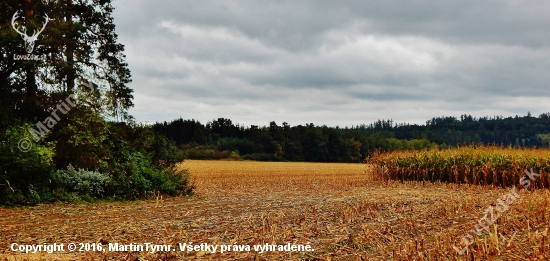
369, 145, 550, 188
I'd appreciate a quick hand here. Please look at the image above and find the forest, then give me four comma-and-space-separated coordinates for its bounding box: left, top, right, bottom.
153, 112, 550, 163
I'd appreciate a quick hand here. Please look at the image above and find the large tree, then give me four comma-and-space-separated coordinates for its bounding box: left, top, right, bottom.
0, 0, 133, 123
1, 0, 134, 170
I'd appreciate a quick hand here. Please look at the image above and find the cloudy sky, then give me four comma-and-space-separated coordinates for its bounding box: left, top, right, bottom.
111, 0, 550, 127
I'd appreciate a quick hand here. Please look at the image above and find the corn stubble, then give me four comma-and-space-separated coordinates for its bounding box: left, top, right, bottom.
0, 159, 548, 260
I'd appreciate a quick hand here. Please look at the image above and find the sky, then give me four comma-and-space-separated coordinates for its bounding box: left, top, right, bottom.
111, 0, 550, 127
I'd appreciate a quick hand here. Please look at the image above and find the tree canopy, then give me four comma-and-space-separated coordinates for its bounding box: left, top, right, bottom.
154, 113, 550, 163
1, 0, 133, 125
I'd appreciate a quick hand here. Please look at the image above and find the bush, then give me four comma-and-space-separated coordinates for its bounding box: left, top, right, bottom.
0, 120, 194, 205
142, 166, 194, 196
102, 144, 193, 199
242, 153, 284, 162
182, 145, 235, 160
0, 124, 56, 205
184, 146, 218, 159
52, 164, 110, 199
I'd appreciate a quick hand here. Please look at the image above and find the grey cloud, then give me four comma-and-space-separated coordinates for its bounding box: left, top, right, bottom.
113, 0, 550, 126
116, 0, 550, 49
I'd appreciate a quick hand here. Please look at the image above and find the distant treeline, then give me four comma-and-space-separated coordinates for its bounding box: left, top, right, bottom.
153, 112, 550, 163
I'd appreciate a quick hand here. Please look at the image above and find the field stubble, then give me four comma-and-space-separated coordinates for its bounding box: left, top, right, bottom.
0, 160, 549, 260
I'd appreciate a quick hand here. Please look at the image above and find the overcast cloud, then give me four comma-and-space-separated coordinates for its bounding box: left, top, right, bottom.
111, 0, 550, 127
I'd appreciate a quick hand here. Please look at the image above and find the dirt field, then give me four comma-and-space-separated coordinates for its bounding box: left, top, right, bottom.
1, 160, 549, 260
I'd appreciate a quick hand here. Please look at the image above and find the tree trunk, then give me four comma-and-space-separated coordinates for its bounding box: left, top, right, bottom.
66, 0, 74, 92
23, 0, 37, 120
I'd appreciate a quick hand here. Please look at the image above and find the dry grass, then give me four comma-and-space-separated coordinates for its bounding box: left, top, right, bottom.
0, 160, 549, 260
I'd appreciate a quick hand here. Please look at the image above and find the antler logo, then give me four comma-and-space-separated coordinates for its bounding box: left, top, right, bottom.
11, 10, 50, 54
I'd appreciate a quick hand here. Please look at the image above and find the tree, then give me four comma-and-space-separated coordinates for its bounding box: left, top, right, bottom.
1, 0, 135, 170
1, 0, 133, 123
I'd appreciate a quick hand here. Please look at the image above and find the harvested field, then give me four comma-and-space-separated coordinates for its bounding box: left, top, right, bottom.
1, 160, 549, 260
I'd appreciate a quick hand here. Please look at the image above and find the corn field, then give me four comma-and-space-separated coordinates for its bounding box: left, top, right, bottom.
369, 146, 550, 188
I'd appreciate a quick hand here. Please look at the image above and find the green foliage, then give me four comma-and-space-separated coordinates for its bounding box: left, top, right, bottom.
181, 145, 237, 160
0, 124, 56, 205
242, 153, 284, 162
142, 166, 193, 196
52, 164, 109, 199
0, 118, 194, 206
536, 134, 550, 148
348, 138, 363, 162
53, 107, 110, 170
96, 124, 192, 199
0, 1, 194, 206
128, 124, 184, 169
182, 146, 219, 159
155, 119, 440, 162
52, 116, 192, 200
386, 138, 437, 151
103, 148, 153, 198
154, 113, 550, 163
218, 137, 255, 155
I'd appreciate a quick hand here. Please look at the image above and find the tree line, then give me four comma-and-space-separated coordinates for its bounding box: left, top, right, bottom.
153, 113, 550, 163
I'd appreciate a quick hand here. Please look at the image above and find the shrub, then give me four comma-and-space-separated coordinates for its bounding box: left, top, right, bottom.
184, 147, 218, 159
182, 145, 234, 160
142, 166, 194, 196
0, 121, 194, 205
52, 164, 110, 199
242, 153, 284, 162
0, 124, 56, 205
103, 145, 193, 199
